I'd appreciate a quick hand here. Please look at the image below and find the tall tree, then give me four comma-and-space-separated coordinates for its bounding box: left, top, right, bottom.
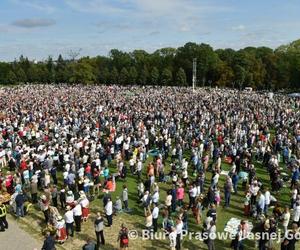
109, 67, 119, 84
150, 67, 159, 85
7, 70, 17, 84
138, 66, 149, 85
128, 66, 138, 84
161, 68, 173, 85
175, 68, 187, 86
55, 54, 66, 83
119, 67, 129, 85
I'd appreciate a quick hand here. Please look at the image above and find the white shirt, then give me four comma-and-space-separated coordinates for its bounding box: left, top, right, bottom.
176, 221, 183, 234
64, 211, 74, 223
137, 161, 142, 171
212, 173, 219, 185
293, 205, 300, 222
165, 195, 172, 206
152, 207, 159, 219
292, 189, 298, 200
208, 225, 217, 237
282, 212, 290, 227
95, 158, 101, 167
264, 191, 271, 205
105, 201, 113, 216
190, 187, 197, 198
152, 192, 159, 203
63, 171, 68, 180
0, 150, 5, 158
80, 198, 89, 208
250, 185, 259, 196
56, 219, 65, 229
123, 142, 129, 151
73, 204, 82, 216
169, 231, 177, 247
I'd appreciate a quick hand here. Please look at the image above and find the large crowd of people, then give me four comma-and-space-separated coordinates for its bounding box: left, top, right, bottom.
0, 85, 299, 250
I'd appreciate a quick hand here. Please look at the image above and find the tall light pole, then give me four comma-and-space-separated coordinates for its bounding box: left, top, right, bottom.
192, 58, 197, 92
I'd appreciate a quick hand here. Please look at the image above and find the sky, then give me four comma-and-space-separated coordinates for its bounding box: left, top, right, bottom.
0, 0, 300, 61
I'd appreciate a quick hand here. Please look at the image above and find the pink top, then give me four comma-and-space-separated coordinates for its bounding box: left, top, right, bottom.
176, 187, 184, 200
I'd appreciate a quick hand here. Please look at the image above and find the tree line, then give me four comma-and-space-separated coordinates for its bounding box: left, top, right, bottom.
0, 40, 300, 89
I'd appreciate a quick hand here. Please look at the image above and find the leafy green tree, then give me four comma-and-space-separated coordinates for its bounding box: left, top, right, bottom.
16, 68, 27, 83
55, 54, 66, 83
175, 68, 187, 86
138, 66, 149, 85
68, 61, 96, 84
128, 66, 138, 84
161, 68, 173, 85
216, 62, 234, 87
1, 39, 300, 88
234, 65, 246, 88
150, 67, 159, 85
7, 70, 18, 84
98, 67, 110, 84
110, 49, 132, 71
27, 65, 39, 83
109, 67, 119, 84
46, 56, 55, 83
0, 62, 10, 84
119, 67, 129, 85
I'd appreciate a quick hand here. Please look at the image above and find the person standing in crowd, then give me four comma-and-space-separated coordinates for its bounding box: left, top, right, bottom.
188, 184, 197, 209
145, 208, 153, 233
73, 202, 82, 232
15, 191, 25, 218
30, 179, 38, 204
122, 184, 129, 211
79, 191, 90, 221
64, 206, 74, 238
282, 206, 291, 235
55, 215, 67, 244
224, 176, 233, 208
264, 188, 271, 214
41, 231, 56, 250
39, 195, 50, 223
257, 191, 266, 216
206, 220, 216, 250
281, 223, 299, 250
51, 185, 58, 208
118, 224, 129, 250
59, 188, 66, 209
94, 212, 105, 249
105, 198, 113, 227
0, 202, 8, 231
152, 203, 159, 233
175, 216, 183, 250
292, 201, 300, 226
169, 227, 177, 250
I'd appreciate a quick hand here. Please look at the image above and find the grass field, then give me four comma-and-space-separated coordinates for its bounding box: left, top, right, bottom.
8, 148, 296, 250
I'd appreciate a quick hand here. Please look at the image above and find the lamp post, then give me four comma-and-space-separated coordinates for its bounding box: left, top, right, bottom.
192, 58, 197, 92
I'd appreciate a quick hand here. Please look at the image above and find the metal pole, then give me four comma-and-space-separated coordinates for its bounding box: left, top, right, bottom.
192, 58, 197, 92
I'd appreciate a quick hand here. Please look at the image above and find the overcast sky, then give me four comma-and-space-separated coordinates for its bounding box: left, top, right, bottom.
0, 0, 299, 61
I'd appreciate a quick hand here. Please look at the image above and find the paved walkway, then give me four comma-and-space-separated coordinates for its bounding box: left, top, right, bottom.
0, 215, 41, 250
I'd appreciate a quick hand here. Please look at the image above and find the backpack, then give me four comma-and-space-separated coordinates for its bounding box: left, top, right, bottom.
121, 231, 129, 244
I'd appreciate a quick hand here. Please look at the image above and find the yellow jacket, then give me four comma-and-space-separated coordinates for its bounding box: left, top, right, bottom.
0, 205, 7, 217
